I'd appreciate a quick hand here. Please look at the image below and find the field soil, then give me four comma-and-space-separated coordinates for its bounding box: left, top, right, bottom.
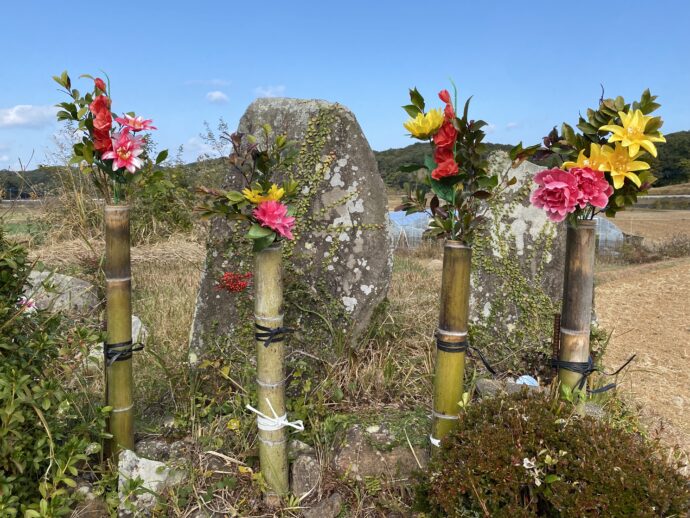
607, 209, 690, 242
596, 257, 690, 454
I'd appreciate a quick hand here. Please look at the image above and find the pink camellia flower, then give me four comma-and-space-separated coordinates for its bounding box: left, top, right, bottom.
253, 200, 295, 240
102, 129, 144, 173
115, 114, 157, 132
94, 77, 107, 92
571, 167, 613, 209
530, 168, 580, 222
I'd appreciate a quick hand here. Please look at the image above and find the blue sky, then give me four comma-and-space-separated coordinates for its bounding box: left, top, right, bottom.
1, 0, 688, 169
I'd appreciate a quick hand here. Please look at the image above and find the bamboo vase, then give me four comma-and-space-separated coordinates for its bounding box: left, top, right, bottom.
254, 243, 288, 502
558, 220, 596, 393
104, 205, 134, 461
431, 241, 471, 446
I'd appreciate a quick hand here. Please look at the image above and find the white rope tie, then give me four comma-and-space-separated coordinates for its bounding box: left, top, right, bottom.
429, 435, 441, 447
246, 398, 305, 432
432, 410, 459, 420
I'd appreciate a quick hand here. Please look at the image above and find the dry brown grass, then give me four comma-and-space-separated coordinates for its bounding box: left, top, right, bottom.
650, 182, 690, 195
596, 256, 690, 455
607, 209, 690, 242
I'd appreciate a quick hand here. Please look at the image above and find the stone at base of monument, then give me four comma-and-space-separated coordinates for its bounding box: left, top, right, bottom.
302, 493, 343, 518
333, 424, 428, 482
190, 98, 392, 364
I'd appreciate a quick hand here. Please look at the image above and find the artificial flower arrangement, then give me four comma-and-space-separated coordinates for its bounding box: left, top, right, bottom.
197, 127, 298, 252
519, 89, 664, 221
397, 85, 515, 243
53, 71, 167, 204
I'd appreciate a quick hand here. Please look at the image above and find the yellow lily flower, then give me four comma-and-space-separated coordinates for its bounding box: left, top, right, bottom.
563, 143, 609, 171
600, 143, 649, 189
403, 109, 444, 139
242, 184, 285, 204
599, 109, 666, 158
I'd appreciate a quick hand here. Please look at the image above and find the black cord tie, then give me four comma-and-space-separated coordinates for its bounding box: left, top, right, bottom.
551, 354, 636, 393
255, 323, 293, 347
105, 340, 144, 367
435, 334, 496, 376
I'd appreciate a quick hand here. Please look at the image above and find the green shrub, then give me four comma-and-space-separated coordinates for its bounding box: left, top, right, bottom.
0, 229, 105, 516
417, 393, 690, 517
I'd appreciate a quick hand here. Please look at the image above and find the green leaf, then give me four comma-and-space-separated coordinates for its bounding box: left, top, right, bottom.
409, 87, 425, 111
545, 474, 560, 484
424, 154, 436, 172
225, 190, 246, 203
246, 223, 273, 239
155, 149, 169, 165
429, 176, 455, 204
402, 104, 421, 118
252, 232, 277, 252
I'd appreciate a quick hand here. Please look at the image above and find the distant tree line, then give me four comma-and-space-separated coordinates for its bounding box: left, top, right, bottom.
1, 132, 688, 198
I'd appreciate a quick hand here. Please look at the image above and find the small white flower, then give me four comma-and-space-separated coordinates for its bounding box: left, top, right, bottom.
17, 296, 37, 314
523, 457, 536, 470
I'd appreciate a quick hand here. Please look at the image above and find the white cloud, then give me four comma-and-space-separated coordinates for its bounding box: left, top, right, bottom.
186, 78, 231, 87
0, 155, 9, 162
206, 91, 229, 104
0, 105, 57, 128
184, 137, 215, 160
254, 85, 286, 98
506, 122, 520, 130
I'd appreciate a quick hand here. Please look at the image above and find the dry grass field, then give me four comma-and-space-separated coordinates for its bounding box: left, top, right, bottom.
650, 182, 690, 195
596, 257, 690, 455
608, 209, 690, 242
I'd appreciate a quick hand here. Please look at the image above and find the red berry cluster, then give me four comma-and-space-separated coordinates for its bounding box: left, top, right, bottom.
215, 271, 252, 293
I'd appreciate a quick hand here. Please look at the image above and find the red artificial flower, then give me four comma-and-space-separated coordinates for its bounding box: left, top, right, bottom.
216, 271, 253, 293
433, 143, 454, 164
94, 77, 106, 92
89, 95, 113, 153
432, 158, 459, 180
444, 103, 455, 120
438, 89, 451, 104
433, 121, 457, 148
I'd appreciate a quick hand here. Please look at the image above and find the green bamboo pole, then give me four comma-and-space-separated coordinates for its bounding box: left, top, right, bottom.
104, 205, 134, 461
558, 220, 596, 393
431, 241, 471, 447
254, 243, 288, 504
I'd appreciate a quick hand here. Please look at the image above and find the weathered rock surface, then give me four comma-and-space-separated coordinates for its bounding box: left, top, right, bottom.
475, 378, 545, 398
470, 152, 566, 371
302, 493, 343, 518
118, 449, 186, 515
291, 454, 321, 497
27, 270, 99, 313
333, 424, 427, 481
190, 98, 391, 362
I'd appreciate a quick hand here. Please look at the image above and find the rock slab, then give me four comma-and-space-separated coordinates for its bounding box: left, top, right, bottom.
27, 270, 99, 313
333, 424, 427, 481
190, 98, 391, 361
118, 449, 186, 516
469, 152, 566, 371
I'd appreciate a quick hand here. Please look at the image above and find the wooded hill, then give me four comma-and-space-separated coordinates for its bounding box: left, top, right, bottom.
2, 132, 689, 198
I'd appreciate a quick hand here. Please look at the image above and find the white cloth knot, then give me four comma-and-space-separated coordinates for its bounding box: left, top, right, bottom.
246, 398, 305, 432
429, 434, 441, 447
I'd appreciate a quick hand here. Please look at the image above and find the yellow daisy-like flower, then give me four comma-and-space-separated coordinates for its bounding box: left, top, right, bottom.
600, 143, 650, 189
403, 109, 444, 139
563, 142, 609, 171
242, 184, 285, 204
599, 109, 666, 158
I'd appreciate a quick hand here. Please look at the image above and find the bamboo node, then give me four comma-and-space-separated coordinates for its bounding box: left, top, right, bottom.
560, 327, 590, 336
431, 410, 460, 420
256, 378, 286, 389
111, 404, 134, 413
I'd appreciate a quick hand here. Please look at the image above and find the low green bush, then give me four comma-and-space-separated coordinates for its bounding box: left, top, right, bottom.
417, 392, 690, 517
0, 228, 105, 516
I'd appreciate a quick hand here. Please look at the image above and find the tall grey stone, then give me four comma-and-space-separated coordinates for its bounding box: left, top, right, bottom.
190, 98, 391, 362
469, 152, 565, 374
